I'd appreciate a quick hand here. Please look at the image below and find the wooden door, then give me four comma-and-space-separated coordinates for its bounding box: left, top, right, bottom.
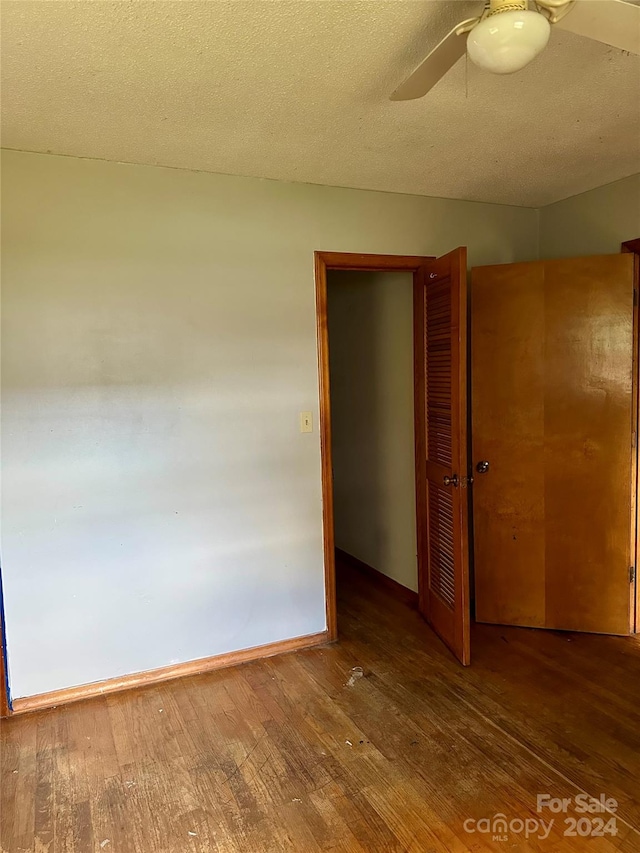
472, 254, 636, 635
415, 248, 470, 664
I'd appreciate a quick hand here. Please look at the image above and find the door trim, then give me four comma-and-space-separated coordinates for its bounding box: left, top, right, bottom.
622, 238, 640, 633
314, 252, 434, 640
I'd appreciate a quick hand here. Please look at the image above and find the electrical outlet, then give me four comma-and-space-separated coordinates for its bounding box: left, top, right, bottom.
300, 411, 313, 433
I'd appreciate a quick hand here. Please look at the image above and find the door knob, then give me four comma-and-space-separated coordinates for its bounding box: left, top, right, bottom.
476, 461, 490, 474
443, 474, 459, 487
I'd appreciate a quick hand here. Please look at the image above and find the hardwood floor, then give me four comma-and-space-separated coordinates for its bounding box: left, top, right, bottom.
2, 561, 640, 852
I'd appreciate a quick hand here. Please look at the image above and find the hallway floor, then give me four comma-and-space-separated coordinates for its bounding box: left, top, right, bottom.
2, 560, 639, 852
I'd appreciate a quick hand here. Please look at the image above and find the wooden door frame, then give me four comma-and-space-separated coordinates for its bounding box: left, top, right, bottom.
622, 238, 640, 633
315, 251, 434, 640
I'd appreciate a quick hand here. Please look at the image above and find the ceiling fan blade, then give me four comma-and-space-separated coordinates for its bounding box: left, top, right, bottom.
390, 20, 477, 101
556, 0, 640, 54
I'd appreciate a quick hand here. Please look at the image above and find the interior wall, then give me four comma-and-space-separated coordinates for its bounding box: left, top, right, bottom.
539, 174, 640, 259
1, 149, 538, 699
328, 271, 417, 591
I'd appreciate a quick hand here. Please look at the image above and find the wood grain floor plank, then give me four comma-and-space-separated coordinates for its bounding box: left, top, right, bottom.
33, 715, 55, 853
4, 714, 37, 853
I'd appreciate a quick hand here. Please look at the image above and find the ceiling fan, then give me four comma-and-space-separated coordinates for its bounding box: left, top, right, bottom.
391, 0, 640, 100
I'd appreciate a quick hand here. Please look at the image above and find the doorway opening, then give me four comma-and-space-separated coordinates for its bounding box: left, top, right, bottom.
315, 250, 471, 664
315, 253, 427, 644
327, 266, 418, 614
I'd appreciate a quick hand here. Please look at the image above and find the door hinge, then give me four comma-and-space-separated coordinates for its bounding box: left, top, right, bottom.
635, 289, 638, 306
631, 566, 636, 584
633, 431, 637, 449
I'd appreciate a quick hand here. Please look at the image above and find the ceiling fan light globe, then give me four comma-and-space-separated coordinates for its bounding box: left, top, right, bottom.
467, 10, 551, 75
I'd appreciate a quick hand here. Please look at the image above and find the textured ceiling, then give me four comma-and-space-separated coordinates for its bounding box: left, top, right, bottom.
1, 0, 639, 207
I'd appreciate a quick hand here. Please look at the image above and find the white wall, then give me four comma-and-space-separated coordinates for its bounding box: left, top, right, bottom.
539, 174, 640, 259
1, 149, 538, 699
328, 272, 417, 591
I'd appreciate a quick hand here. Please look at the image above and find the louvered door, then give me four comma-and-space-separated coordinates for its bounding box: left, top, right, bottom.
414, 248, 470, 664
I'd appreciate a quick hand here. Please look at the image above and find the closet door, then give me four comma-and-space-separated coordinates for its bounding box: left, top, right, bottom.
415, 248, 470, 663
472, 254, 636, 635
